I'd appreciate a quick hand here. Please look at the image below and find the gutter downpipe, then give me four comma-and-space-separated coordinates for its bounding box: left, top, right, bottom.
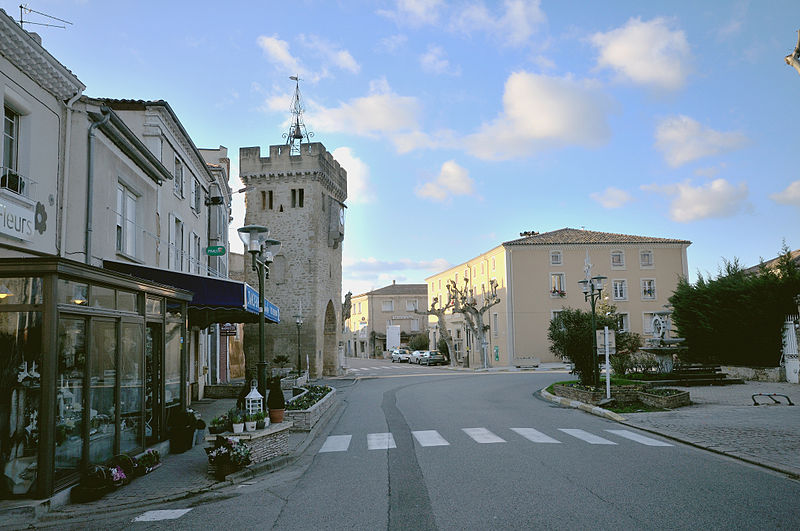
58, 91, 83, 257
86, 108, 110, 265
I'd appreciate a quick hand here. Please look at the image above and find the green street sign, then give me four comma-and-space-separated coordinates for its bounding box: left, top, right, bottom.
206, 246, 226, 256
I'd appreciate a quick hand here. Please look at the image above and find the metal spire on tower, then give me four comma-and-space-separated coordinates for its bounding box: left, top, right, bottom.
283, 75, 313, 155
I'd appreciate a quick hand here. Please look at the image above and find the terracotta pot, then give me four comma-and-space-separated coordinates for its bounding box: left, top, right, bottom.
268, 409, 284, 424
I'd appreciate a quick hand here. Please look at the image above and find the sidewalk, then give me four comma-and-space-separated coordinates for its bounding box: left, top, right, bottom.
544, 380, 800, 478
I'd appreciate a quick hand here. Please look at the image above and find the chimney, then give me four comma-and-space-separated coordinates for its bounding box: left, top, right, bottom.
392, 280, 396, 285
28, 32, 42, 46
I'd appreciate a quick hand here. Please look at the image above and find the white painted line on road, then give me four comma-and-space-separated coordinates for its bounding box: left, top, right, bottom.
319, 435, 352, 453
510, 428, 561, 444
558, 429, 617, 445
462, 428, 506, 443
412, 430, 450, 447
605, 429, 673, 446
368, 432, 397, 450
133, 509, 192, 522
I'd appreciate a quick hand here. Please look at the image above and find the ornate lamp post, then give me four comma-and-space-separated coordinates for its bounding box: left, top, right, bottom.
578, 253, 606, 387
237, 225, 281, 400
294, 313, 303, 375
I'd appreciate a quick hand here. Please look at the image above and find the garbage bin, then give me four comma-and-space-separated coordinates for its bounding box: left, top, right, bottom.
170, 409, 199, 453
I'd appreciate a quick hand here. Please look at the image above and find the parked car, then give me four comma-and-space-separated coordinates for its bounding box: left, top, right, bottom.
409, 350, 425, 364
391, 349, 410, 363
421, 350, 446, 366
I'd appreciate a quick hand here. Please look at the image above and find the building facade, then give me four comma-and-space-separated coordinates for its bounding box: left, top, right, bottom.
426, 228, 691, 366
344, 282, 428, 357
238, 142, 347, 377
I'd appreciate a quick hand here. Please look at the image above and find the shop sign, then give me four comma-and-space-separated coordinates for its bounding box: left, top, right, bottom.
220, 323, 237, 336
0, 191, 35, 241
206, 245, 226, 256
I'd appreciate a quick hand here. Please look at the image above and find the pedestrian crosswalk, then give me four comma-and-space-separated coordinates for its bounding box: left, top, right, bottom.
318, 428, 672, 453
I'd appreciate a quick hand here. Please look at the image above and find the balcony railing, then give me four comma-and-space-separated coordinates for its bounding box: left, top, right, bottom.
1, 167, 36, 198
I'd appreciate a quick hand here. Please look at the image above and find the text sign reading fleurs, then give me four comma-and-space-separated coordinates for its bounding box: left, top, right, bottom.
0, 192, 35, 241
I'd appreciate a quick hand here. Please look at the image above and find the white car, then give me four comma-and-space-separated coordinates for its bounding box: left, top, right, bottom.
409, 350, 425, 364
391, 349, 410, 362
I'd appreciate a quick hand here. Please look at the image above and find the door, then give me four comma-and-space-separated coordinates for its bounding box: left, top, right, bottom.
145, 323, 162, 446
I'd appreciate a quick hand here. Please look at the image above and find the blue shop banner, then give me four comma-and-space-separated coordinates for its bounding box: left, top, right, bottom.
245, 284, 280, 323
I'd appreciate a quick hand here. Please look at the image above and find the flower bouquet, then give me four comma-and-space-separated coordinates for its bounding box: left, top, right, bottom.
206, 437, 251, 480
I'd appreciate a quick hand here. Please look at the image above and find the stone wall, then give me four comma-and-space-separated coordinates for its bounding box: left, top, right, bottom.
285, 388, 337, 431
721, 366, 785, 382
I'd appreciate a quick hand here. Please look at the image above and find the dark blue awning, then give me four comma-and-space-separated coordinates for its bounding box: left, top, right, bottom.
103, 260, 280, 328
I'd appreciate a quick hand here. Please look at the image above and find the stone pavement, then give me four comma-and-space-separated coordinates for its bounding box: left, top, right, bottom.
620, 381, 800, 477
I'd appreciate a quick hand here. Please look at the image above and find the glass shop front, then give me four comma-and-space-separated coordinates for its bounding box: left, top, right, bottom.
0, 258, 191, 499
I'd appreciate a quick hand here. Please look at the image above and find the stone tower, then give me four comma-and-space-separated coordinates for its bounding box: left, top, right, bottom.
238, 82, 346, 378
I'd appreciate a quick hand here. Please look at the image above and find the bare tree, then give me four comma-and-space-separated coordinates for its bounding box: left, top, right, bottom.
786, 30, 800, 75
447, 278, 501, 368
415, 296, 458, 366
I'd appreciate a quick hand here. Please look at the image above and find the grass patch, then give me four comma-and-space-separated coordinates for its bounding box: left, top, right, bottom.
544, 377, 641, 395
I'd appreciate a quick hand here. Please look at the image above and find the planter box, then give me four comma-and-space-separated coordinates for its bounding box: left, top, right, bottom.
205, 422, 292, 466
638, 389, 690, 409
281, 373, 308, 390
285, 388, 337, 431
552, 384, 648, 406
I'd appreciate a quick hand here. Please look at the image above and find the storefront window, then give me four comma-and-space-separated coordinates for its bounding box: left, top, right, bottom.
117, 291, 137, 313
90, 286, 115, 310
55, 318, 86, 483
0, 277, 43, 305
0, 311, 42, 496
165, 301, 182, 320
146, 297, 162, 316
119, 323, 143, 454
89, 320, 116, 464
164, 321, 181, 410
57, 279, 88, 306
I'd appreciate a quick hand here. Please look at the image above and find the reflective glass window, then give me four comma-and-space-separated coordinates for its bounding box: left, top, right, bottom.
58, 279, 88, 306
55, 318, 86, 482
119, 323, 143, 454
89, 320, 116, 464
0, 277, 43, 305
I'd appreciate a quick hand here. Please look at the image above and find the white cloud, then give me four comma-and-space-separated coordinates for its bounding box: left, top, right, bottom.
716, 2, 747, 40
655, 115, 748, 167
590, 187, 634, 209
377, 0, 443, 26
257, 35, 304, 75
770, 181, 800, 207
298, 34, 360, 74
378, 34, 408, 53
465, 71, 614, 160
345, 256, 451, 273
452, 0, 545, 46
420, 45, 460, 75
416, 160, 475, 202
591, 17, 691, 91
332, 147, 375, 204
642, 179, 750, 222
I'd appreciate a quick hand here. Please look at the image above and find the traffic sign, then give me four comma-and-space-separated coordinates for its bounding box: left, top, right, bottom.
206, 246, 226, 256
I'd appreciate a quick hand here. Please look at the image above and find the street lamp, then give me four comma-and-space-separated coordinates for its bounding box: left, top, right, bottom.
578, 262, 606, 387
237, 225, 281, 400
294, 313, 303, 376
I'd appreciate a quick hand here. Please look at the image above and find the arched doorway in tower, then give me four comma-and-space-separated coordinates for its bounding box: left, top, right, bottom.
322, 300, 339, 376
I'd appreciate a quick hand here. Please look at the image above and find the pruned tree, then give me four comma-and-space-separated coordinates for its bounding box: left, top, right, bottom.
786, 30, 800, 75
415, 296, 458, 366
447, 278, 501, 368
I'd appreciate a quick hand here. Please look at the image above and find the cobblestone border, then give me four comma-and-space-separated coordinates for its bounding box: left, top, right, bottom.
539, 387, 626, 421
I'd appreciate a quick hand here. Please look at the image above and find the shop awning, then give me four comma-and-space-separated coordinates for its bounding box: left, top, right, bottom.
103, 260, 280, 328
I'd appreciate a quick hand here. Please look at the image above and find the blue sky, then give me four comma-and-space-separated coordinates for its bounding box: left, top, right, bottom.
12, 0, 800, 296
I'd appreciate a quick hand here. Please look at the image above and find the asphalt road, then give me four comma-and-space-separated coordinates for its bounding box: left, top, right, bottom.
50, 361, 800, 530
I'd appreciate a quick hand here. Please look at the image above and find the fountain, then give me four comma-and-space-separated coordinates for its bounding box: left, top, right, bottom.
640, 309, 686, 373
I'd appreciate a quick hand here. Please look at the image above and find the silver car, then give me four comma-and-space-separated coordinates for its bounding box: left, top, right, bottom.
391, 349, 410, 362
421, 350, 445, 365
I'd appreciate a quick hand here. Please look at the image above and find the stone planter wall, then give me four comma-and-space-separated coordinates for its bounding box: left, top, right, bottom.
552, 384, 659, 407
205, 422, 292, 466
285, 388, 337, 431
281, 373, 309, 390
720, 366, 785, 383
638, 390, 690, 409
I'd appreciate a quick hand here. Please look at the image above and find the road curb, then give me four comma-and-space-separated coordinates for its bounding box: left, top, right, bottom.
539, 387, 626, 421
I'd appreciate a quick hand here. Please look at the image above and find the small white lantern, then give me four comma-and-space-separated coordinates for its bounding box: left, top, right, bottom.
245, 380, 263, 416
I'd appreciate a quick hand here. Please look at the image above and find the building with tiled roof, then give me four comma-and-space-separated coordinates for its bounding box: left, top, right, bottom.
426, 228, 691, 366
344, 281, 428, 357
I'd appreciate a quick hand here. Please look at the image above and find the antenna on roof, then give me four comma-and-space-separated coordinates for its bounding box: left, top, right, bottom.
282, 75, 313, 155
18, 4, 73, 29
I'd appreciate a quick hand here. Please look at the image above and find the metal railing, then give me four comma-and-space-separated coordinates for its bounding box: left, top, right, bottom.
1, 167, 36, 198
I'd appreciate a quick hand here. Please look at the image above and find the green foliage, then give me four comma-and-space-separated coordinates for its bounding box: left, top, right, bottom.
408, 333, 430, 351
272, 354, 291, 368
267, 376, 285, 410
670, 245, 800, 366
547, 307, 618, 385
286, 385, 332, 410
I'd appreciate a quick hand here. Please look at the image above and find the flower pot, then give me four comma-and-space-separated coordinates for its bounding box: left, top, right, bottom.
232, 423, 244, 433
245, 421, 256, 431
214, 462, 238, 481
268, 409, 284, 424
209, 425, 225, 435
256, 420, 266, 430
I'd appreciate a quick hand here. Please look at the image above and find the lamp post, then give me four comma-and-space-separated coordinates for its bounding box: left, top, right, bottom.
237, 225, 281, 400
578, 253, 606, 387
294, 313, 303, 376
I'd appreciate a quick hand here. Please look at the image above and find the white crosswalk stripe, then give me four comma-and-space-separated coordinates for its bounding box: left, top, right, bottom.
368, 432, 396, 450
412, 430, 450, 447
462, 427, 506, 443
319, 435, 352, 452
558, 429, 617, 445
605, 429, 673, 446
510, 427, 561, 444
133, 509, 192, 522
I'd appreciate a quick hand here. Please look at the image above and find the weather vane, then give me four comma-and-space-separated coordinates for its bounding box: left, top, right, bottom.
283, 75, 313, 155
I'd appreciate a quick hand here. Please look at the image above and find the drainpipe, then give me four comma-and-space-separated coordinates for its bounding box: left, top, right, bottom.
58, 90, 83, 257
86, 108, 110, 265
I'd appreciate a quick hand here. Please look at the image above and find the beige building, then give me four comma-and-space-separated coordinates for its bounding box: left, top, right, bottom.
344, 281, 428, 357
426, 228, 690, 366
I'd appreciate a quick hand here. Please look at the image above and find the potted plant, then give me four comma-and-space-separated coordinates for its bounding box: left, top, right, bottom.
209, 414, 227, 434
231, 413, 244, 433
254, 410, 267, 430
272, 354, 292, 377
169, 408, 198, 453
267, 376, 285, 424
133, 449, 161, 476
206, 437, 251, 480
71, 465, 112, 503
244, 413, 257, 432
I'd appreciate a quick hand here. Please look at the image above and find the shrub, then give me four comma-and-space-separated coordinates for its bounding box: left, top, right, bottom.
286, 385, 332, 410
548, 307, 618, 386
273, 354, 291, 368
267, 376, 285, 410
408, 333, 429, 351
